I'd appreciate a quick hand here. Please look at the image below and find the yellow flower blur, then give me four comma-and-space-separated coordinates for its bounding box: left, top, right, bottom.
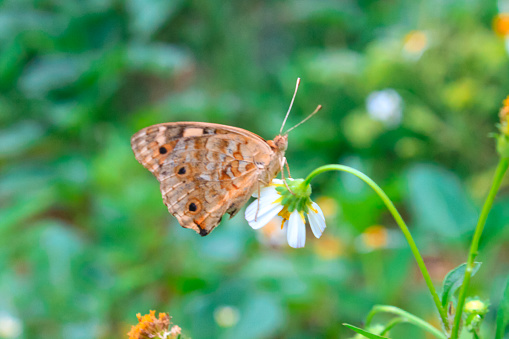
493, 13, 509, 36
403, 30, 429, 54
127, 310, 181, 339
362, 225, 388, 250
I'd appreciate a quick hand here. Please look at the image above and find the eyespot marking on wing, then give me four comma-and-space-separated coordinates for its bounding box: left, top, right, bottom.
186, 198, 201, 214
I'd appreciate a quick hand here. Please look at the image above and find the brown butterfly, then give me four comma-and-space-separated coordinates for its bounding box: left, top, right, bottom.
131, 122, 289, 236
131, 79, 320, 236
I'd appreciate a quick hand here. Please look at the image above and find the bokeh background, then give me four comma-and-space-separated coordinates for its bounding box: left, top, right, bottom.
2, 0, 509, 338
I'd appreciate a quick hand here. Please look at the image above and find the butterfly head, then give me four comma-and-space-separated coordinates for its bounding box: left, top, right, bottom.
271, 134, 288, 152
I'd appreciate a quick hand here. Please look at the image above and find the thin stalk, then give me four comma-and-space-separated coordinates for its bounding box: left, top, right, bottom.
303, 165, 449, 331
380, 317, 407, 335
365, 305, 447, 339
450, 158, 509, 339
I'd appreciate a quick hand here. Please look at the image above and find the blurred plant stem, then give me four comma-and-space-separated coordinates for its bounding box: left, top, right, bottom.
303, 165, 450, 331
365, 305, 447, 339
380, 317, 406, 336
450, 157, 509, 339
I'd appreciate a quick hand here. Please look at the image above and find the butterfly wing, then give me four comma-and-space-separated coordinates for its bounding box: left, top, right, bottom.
131, 122, 276, 236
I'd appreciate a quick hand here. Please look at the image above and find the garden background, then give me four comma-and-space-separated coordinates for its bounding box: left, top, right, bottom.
1, 0, 509, 338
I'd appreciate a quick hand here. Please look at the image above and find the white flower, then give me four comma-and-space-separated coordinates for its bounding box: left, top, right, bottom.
213, 305, 240, 328
0, 313, 22, 338
244, 179, 326, 248
366, 89, 403, 127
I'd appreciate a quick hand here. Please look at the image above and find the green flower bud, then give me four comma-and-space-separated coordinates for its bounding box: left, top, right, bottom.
497, 134, 509, 158
463, 298, 489, 333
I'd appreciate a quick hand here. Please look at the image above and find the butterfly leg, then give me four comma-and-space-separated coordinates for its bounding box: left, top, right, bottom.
280, 157, 295, 195
255, 180, 261, 222
285, 158, 292, 178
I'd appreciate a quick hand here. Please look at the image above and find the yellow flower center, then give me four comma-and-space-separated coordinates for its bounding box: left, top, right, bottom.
278, 207, 291, 229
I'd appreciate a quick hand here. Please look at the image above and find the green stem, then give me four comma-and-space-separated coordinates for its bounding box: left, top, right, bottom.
365, 305, 447, 339
450, 158, 509, 339
380, 317, 407, 335
304, 165, 449, 331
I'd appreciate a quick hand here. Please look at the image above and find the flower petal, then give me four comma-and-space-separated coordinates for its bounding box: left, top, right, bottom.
247, 203, 284, 229
287, 210, 306, 248
311, 201, 325, 220
245, 190, 284, 230
252, 185, 278, 198
245, 189, 280, 221
308, 202, 326, 238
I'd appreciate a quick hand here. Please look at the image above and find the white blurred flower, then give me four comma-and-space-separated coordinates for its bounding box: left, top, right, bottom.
245, 179, 326, 248
213, 305, 240, 328
498, 0, 509, 13
0, 313, 22, 338
366, 89, 403, 127
168, 325, 181, 336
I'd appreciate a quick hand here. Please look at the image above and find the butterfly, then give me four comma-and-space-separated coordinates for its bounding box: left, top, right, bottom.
131, 122, 289, 236
130, 79, 320, 236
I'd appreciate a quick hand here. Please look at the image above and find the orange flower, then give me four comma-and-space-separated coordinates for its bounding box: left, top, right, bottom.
127, 310, 181, 339
493, 14, 509, 36
361, 225, 388, 250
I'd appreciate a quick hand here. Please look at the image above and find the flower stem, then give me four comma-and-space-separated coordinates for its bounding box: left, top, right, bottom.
450, 157, 509, 339
380, 317, 406, 336
304, 165, 449, 331
365, 305, 447, 339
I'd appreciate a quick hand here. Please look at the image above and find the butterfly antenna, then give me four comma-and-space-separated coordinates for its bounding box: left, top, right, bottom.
284, 104, 322, 134
279, 78, 301, 134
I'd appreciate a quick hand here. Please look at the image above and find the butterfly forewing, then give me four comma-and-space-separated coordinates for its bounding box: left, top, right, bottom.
131, 122, 283, 236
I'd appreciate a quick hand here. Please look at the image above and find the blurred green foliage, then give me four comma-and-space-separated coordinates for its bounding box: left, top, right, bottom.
1, 0, 509, 338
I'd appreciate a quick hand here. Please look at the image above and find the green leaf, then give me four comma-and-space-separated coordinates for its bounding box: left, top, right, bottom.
343, 323, 390, 339
407, 165, 477, 238
495, 277, 509, 339
441, 262, 482, 307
